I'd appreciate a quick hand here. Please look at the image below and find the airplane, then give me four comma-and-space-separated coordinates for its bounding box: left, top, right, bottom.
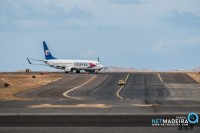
27, 41, 104, 73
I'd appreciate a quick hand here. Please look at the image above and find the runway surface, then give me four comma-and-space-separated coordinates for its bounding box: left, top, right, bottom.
0, 72, 200, 132
1, 72, 198, 113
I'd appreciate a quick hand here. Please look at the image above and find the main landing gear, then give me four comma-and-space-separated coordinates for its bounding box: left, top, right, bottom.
76, 70, 80, 73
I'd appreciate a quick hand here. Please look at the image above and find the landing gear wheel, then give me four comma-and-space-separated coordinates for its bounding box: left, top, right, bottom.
76, 70, 80, 73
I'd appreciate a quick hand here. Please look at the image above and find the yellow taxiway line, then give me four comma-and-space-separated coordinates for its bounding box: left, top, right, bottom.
116, 74, 129, 100
30, 104, 111, 108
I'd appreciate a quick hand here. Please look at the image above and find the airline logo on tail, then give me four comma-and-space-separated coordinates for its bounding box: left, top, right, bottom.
45, 50, 50, 56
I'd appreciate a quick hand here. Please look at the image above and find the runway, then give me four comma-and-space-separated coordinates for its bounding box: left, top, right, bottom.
1, 72, 200, 113
0, 72, 200, 132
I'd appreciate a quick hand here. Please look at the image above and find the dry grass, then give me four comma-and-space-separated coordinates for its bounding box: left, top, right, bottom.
0, 73, 64, 100
187, 72, 200, 83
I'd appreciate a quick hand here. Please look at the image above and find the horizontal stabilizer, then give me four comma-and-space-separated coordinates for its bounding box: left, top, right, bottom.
27, 58, 32, 64
26, 58, 48, 66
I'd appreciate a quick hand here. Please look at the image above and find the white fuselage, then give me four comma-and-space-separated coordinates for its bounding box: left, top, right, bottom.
45, 59, 104, 72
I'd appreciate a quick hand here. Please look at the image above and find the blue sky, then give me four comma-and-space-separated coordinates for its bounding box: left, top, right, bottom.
0, 0, 200, 71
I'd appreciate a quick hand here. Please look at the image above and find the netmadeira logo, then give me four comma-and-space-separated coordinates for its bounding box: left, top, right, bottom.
187, 112, 198, 124
151, 112, 199, 128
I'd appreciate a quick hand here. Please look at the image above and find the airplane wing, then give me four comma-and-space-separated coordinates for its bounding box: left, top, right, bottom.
27, 58, 48, 66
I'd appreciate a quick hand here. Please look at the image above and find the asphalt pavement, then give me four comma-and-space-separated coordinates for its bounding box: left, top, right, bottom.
0, 72, 200, 132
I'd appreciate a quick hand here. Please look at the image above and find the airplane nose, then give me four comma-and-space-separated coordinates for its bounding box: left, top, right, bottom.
100, 64, 104, 68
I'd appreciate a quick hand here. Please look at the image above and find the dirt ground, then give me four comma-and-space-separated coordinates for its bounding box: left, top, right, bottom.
187, 72, 200, 83
0, 73, 64, 100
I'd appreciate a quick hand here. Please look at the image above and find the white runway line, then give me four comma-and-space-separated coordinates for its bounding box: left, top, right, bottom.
63, 75, 97, 100
116, 74, 129, 100
157, 73, 163, 83
117, 85, 125, 100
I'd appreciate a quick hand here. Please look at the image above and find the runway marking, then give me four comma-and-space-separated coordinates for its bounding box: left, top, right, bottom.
132, 104, 200, 107
116, 74, 129, 100
29, 104, 111, 108
132, 104, 158, 107
157, 73, 163, 83
1, 112, 200, 116
159, 105, 200, 107
63, 75, 97, 100
30, 103, 200, 108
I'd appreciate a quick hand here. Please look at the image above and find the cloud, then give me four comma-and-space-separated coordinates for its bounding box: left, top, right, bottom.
66, 7, 92, 19
166, 10, 200, 29
80, 49, 98, 59
97, 26, 116, 30
153, 36, 200, 50
107, 0, 146, 4
0, 0, 92, 31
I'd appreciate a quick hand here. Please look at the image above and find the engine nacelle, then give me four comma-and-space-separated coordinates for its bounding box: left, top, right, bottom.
65, 67, 73, 72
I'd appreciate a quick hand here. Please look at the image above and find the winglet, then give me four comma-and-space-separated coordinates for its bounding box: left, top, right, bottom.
27, 58, 32, 64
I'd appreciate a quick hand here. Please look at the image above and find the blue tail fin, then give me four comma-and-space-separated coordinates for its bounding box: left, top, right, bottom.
43, 41, 57, 60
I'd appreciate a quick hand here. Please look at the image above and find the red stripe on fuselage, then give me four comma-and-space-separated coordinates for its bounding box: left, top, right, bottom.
89, 63, 96, 68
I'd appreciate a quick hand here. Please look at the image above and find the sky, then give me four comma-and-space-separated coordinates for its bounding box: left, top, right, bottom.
0, 0, 200, 71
